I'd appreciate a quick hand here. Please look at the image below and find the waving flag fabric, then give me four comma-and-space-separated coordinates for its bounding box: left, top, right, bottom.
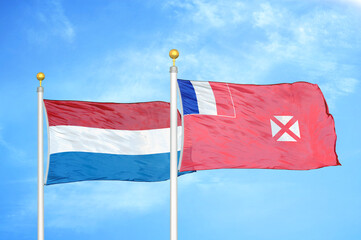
44, 100, 184, 185
178, 79, 340, 172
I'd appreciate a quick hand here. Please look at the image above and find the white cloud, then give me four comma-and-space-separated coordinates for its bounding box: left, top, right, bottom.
43, 45, 174, 104
333, 0, 361, 7
320, 77, 359, 108
89, 0, 360, 107
29, 0, 75, 43
248, 3, 361, 107
92, 48, 172, 103
253, 2, 284, 28
165, 0, 246, 28
338, 78, 358, 93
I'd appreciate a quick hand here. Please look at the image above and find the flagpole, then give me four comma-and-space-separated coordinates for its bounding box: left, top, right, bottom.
169, 49, 179, 240
37, 72, 45, 240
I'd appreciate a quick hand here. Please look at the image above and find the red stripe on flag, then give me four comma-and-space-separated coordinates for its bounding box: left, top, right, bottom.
209, 82, 235, 117
44, 100, 181, 130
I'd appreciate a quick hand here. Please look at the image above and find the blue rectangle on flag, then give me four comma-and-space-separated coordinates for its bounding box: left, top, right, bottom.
177, 79, 199, 115
47, 152, 184, 185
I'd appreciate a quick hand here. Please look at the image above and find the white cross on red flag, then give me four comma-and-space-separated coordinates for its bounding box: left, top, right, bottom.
270, 116, 300, 142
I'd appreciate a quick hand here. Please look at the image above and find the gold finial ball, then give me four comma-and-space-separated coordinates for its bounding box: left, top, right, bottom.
169, 49, 179, 60
36, 72, 45, 81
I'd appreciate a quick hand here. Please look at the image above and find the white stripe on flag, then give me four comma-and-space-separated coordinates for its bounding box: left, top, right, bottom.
49, 125, 183, 155
191, 81, 217, 115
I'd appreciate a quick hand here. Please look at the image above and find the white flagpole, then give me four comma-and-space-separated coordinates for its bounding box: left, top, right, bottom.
37, 72, 45, 240
169, 49, 179, 240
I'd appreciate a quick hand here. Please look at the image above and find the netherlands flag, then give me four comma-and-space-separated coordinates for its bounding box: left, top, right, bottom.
44, 100, 185, 185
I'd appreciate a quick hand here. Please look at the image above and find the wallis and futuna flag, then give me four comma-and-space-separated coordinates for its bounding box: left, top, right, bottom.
44, 100, 185, 185
177, 79, 340, 172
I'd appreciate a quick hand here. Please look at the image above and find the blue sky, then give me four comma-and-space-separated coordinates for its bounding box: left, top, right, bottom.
1, 0, 361, 239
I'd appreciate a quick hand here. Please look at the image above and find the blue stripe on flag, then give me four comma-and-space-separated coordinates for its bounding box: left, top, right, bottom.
46, 151, 189, 185
177, 79, 199, 115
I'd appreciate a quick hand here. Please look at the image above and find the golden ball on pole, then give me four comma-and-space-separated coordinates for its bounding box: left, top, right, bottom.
37, 72, 45, 81
169, 49, 179, 66
169, 49, 179, 60
37, 72, 45, 87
